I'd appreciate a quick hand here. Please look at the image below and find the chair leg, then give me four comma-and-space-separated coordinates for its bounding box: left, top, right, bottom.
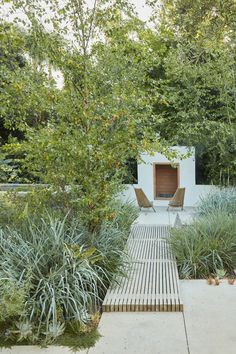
152, 207, 156, 212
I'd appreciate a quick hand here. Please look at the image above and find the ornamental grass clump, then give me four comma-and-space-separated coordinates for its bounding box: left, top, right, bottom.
198, 187, 236, 216
0, 202, 138, 346
0, 217, 102, 345
170, 213, 236, 279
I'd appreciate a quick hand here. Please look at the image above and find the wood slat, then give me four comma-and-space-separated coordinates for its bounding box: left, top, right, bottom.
102, 225, 183, 312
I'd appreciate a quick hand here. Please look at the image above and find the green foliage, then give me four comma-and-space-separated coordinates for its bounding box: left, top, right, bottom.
0, 22, 57, 131
148, 40, 236, 183
55, 326, 100, 352
0, 191, 24, 227
0, 319, 100, 351
0, 190, 55, 228
0, 218, 99, 342
0, 187, 138, 231
0, 153, 17, 183
0, 22, 58, 183
147, 0, 236, 184
172, 184, 236, 280
1, 0, 236, 188
170, 213, 236, 279
0, 2, 174, 227
0, 280, 27, 322
159, 0, 236, 44
0, 200, 137, 345
198, 188, 236, 216
92, 201, 138, 286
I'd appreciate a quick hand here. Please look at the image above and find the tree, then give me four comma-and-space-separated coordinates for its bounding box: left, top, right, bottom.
2, 0, 176, 226
0, 21, 60, 182
147, 0, 236, 184
158, 0, 236, 44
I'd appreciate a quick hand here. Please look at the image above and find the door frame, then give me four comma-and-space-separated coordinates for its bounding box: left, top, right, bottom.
153, 162, 180, 200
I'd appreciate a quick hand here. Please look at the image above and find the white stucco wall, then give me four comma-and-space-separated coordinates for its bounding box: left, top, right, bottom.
120, 147, 217, 207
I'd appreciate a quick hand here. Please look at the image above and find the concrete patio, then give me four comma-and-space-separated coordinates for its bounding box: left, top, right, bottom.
135, 207, 196, 226
89, 279, 236, 354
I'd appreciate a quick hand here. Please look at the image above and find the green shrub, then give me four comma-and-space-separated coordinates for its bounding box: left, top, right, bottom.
170, 213, 236, 279
0, 189, 77, 229
76, 200, 138, 291
198, 187, 236, 216
0, 189, 138, 231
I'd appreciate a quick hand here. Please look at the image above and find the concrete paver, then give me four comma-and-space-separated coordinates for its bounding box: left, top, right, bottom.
88, 312, 188, 354
181, 280, 236, 354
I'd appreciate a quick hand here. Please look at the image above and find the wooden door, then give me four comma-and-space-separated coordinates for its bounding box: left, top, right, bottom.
155, 164, 178, 199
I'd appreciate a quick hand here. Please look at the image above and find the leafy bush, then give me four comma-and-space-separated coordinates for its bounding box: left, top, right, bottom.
73, 200, 138, 291
198, 187, 236, 216
0, 189, 77, 229
170, 213, 236, 279
0, 189, 53, 228
0, 201, 138, 345
0, 189, 138, 231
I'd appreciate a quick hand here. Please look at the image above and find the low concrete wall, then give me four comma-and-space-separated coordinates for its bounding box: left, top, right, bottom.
119, 184, 218, 207
0, 184, 48, 191
0, 179, 218, 208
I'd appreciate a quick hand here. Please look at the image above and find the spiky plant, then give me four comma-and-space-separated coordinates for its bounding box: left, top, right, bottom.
0, 217, 105, 344
0, 201, 137, 345
198, 187, 236, 216
170, 212, 236, 279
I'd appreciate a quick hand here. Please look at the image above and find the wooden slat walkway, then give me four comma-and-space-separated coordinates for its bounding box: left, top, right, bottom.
102, 225, 183, 312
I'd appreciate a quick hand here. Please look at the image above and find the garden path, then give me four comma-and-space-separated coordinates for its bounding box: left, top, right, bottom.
90, 280, 236, 354
90, 209, 236, 354
102, 207, 195, 312
102, 224, 183, 312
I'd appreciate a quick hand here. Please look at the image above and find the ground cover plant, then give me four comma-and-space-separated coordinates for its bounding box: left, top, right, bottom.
0, 201, 138, 348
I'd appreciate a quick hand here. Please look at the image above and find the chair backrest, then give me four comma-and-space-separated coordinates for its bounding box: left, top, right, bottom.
169, 187, 185, 207
134, 188, 152, 208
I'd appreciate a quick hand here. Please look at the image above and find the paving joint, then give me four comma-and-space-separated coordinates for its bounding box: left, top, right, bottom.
182, 311, 191, 354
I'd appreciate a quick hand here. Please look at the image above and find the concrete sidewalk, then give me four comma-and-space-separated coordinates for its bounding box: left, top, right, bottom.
88, 280, 236, 354
182, 280, 236, 354
89, 312, 187, 354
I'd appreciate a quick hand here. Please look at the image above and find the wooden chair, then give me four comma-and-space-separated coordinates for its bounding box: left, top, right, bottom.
167, 187, 185, 211
134, 188, 156, 212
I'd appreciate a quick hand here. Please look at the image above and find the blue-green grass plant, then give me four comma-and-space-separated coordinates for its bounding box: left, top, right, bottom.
0, 201, 138, 345
198, 187, 236, 216
0, 217, 102, 344
170, 212, 236, 279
